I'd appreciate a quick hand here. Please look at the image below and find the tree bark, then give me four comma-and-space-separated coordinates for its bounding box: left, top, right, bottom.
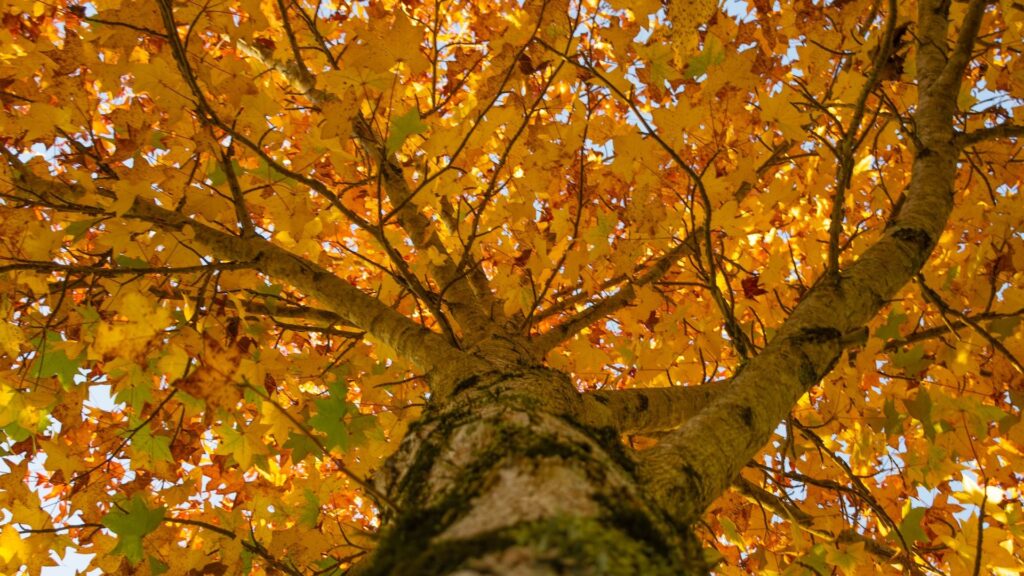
359, 368, 708, 575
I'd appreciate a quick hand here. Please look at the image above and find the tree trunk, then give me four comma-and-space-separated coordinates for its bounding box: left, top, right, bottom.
359, 368, 706, 576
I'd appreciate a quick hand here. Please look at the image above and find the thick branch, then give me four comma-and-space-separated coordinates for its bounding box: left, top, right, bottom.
532, 240, 695, 354
126, 199, 483, 391
2, 154, 480, 394
573, 302, 1023, 436
236, 34, 501, 346
636, 0, 974, 524
956, 122, 1024, 148
576, 380, 730, 435
934, 0, 990, 94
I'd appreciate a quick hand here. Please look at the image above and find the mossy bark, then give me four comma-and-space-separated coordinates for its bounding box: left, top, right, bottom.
359, 369, 708, 576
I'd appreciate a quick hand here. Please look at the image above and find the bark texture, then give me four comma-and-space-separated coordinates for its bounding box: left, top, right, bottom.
360, 369, 706, 575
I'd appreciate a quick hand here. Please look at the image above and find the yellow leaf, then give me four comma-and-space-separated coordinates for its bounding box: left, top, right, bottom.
0, 524, 27, 565
255, 456, 290, 487
825, 542, 863, 576
0, 320, 23, 358
214, 424, 256, 469
320, 100, 357, 140
261, 401, 294, 443
157, 344, 190, 378
424, 246, 448, 266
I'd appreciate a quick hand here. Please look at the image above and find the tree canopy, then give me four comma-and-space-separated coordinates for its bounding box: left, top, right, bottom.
1, 0, 1023, 574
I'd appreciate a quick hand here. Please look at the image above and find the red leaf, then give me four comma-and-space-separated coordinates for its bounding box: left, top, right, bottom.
741, 274, 768, 299
513, 248, 532, 267
641, 310, 660, 331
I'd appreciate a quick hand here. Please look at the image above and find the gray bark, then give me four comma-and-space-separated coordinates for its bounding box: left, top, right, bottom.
359, 369, 707, 576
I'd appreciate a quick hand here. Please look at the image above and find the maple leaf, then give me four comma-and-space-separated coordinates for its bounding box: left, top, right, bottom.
740, 274, 768, 300
386, 109, 428, 154
309, 381, 359, 451
0, 525, 28, 565
102, 494, 166, 564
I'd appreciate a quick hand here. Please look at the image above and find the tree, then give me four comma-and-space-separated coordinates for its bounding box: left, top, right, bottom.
0, 0, 1022, 573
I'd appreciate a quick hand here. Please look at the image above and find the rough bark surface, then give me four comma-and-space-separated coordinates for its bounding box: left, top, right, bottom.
360, 369, 706, 575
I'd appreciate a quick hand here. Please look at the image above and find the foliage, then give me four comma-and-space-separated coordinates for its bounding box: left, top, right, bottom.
0, 0, 1022, 573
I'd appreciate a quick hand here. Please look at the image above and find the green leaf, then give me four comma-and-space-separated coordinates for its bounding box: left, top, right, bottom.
129, 420, 174, 463
113, 365, 153, 414
283, 432, 320, 462
386, 109, 427, 154
79, 305, 101, 326
256, 283, 283, 297
309, 411, 350, 451
313, 556, 345, 576
797, 544, 829, 576
65, 218, 100, 240
685, 35, 724, 79
988, 315, 1021, 338
148, 555, 169, 576
904, 389, 935, 440
891, 345, 928, 375
960, 397, 1013, 436
214, 423, 254, 468
114, 254, 150, 269
883, 398, 905, 436
240, 548, 255, 574
30, 339, 82, 388
825, 544, 859, 576
638, 43, 679, 86
583, 213, 616, 246
719, 516, 746, 550
102, 493, 166, 564
347, 412, 381, 447
876, 311, 907, 341
0, 421, 32, 444
898, 506, 928, 543
309, 382, 355, 451
299, 489, 321, 528
206, 160, 240, 187
942, 265, 959, 291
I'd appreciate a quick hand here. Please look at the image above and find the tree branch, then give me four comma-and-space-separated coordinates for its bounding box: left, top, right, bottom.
125, 198, 483, 390
1, 157, 483, 395
733, 478, 901, 561
20, 517, 309, 576
828, 0, 899, 273
636, 0, 978, 524
884, 308, 1024, 351
0, 260, 254, 276
532, 239, 696, 354
235, 26, 502, 346
532, 138, 792, 354
956, 121, 1024, 148
575, 379, 730, 435
157, 1, 463, 346
917, 276, 1023, 374
935, 0, 991, 94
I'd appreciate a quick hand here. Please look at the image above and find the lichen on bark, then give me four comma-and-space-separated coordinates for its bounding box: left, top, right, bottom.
360, 369, 707, 575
